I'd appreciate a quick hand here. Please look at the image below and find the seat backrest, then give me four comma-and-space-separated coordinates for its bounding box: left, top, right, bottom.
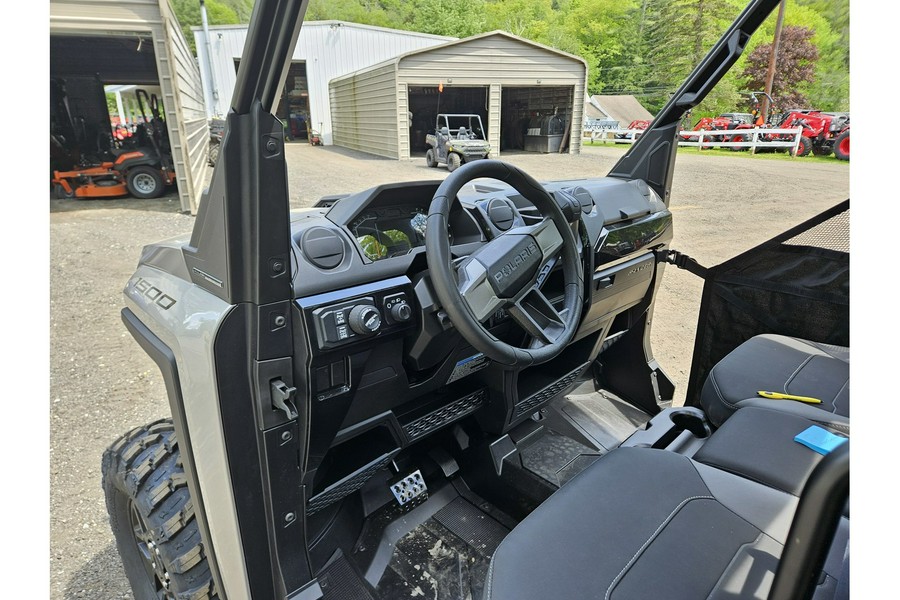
458, 126, 467, 139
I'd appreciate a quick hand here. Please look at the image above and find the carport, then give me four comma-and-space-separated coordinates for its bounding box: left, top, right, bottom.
329, 31, 587, 160
50, 0, 209, 214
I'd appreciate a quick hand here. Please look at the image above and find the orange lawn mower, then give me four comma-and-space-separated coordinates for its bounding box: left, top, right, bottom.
52, 89, 176, 200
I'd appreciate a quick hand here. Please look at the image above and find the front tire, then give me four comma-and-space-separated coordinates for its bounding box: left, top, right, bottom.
425, 148, 437, 168
447, 152, 462, 172
208, 143, 220, 167
833, 131, 849, 161
126, 166, 165, 199
54, 183, 75, 199
796, 136, 812, 157
102, 420, 217, 600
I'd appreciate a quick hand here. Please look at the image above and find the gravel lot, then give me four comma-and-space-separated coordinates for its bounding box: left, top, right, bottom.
49, 143, 848, 599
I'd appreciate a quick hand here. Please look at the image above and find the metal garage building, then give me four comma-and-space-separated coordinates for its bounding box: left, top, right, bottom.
193, 22, 453, 146
329, 31, 588, 160
50, 0, 209, 214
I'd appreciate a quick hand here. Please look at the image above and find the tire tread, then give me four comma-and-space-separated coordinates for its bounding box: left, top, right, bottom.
102, 419, 218, 600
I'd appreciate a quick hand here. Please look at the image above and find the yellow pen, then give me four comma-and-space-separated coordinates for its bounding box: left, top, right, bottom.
757, 391, 823, 404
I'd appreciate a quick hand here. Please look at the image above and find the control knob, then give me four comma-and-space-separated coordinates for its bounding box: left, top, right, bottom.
390, 302, 412, 323
349, 305, 382, 335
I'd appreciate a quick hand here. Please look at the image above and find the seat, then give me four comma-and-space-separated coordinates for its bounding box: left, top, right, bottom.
700, 334, 849, 431
484, 447, 849, 600
458, 126, 468, 139
693, 406, 846, 497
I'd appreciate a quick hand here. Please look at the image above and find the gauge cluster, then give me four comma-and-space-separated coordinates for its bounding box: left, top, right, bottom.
349, 205, 431, 261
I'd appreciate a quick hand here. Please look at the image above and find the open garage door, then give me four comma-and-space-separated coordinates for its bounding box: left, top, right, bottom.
500, 86, 575, 152
50, 0, 209, 213
407, 86, 488, 157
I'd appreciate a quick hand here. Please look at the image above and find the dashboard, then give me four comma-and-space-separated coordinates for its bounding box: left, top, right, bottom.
286, 175, 674, 502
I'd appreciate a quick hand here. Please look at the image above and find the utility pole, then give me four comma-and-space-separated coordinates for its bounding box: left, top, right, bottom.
762, 0, 787, 119
200, 0, 220, 117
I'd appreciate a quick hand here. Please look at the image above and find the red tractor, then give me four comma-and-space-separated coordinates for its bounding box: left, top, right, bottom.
781, 110, 849, 160
615, 119, 651, 141
728, 92, 850, 159
680, 113, 753, 146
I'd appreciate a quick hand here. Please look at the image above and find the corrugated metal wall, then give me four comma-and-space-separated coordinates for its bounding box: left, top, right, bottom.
159, 0, 209, 214
488, 83, 502, 157
397, 82, 410, 158
194, 22, 452, 145
50, 0, 210, 214
329, 63, 400, 158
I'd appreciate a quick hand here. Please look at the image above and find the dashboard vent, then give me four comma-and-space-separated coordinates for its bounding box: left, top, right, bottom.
487, 198, 516, 231
300, 227, 344, 269
570, 186, 594, 214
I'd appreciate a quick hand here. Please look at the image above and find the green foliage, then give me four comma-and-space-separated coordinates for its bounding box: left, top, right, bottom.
105, 92, 119, 117
171, 0, 849, 116
170, 0, 251, 51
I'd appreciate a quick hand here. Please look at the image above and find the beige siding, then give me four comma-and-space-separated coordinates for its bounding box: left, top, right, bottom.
398, 35, 584, 87
397, 83, 410, 159
570, 77, 585, 154
330, 63, 400, 159
50, 0, 210, 213
488, 83, 501, 157
49, 0, 162, 31
160, 0, 210, 214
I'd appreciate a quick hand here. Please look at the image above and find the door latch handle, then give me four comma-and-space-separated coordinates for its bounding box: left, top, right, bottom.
271, 379, 298, 420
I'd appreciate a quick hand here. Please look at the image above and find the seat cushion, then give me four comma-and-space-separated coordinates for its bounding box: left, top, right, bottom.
485, 447, 848, 600
700, 334, 849, 430
487, 447, 809, 600
694, 406, 847, 496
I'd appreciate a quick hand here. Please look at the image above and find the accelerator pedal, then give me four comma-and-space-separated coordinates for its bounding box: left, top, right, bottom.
389, 470, 428, 509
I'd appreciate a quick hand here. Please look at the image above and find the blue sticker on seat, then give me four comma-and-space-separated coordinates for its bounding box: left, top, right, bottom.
794, 426, 849, 456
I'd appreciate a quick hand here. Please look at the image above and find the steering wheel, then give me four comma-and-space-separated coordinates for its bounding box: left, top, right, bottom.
426, 160, 584, 368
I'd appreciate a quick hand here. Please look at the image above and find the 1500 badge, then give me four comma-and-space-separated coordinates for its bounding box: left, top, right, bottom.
132, 278, 177, 310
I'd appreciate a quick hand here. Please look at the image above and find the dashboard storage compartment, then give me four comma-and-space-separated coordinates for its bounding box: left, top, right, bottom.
581, 253, 656, 332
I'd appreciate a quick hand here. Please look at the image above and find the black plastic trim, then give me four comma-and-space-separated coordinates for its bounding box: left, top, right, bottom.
768, 442, 849, 600
120, 308, 227, 598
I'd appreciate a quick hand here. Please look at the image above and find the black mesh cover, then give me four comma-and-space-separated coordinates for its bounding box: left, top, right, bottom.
684, 200, 849, 406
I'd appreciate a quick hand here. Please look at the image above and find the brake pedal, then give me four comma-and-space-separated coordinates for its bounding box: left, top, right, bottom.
390, 470, 428, 508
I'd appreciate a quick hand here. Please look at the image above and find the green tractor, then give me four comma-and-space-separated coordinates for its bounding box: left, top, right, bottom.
425, 113, 491, 171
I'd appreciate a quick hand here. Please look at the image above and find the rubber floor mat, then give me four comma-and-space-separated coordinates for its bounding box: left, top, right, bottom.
319, 553, 378, 600
519, 430, 601, 487
374, 497, 510, 600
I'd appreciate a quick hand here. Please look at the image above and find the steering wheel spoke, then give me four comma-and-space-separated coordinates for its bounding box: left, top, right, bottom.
456, 257, 504, 322
508, 286, 567, 346
521, 217, 565, 265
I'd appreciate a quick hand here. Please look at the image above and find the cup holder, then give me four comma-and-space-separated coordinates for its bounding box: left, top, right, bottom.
669, 408, 711, 439
621, 406, 711, 452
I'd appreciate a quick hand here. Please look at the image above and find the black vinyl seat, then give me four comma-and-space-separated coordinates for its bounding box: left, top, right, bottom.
700, 334, 849, 431
484, 447, 848, 600
693, 406, 847, 497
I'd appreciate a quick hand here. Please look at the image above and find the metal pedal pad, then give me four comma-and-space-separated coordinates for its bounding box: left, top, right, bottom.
390, 470, 428, 508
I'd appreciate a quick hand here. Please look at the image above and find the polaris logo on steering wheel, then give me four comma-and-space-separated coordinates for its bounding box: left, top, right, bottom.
492, 242, 539, 284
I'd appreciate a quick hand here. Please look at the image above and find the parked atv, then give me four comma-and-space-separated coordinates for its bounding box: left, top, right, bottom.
425, 114, 491, 172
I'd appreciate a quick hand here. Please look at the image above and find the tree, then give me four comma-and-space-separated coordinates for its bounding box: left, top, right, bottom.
170, 0, 248, 52
637, 0, 744, 113
741, 25, 818, 111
